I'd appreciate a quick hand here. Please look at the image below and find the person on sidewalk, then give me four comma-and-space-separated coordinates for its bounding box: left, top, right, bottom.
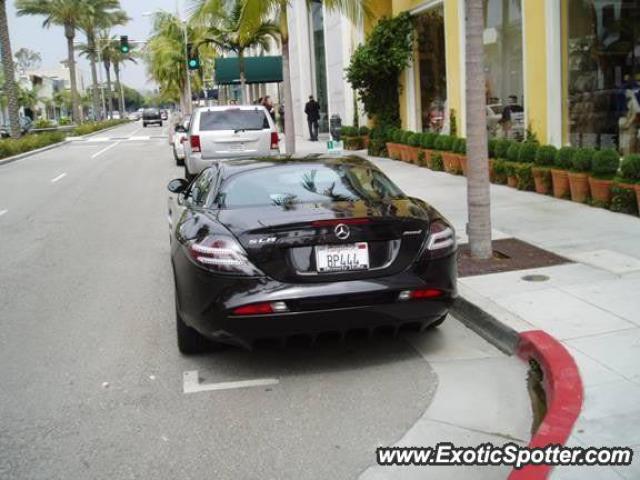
305, 95, 320, 141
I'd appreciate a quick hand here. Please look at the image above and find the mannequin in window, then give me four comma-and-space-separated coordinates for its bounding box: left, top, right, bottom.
619, 86, 640, 155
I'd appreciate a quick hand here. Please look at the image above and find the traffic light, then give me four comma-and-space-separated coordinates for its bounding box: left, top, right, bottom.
187, 43, 200, 70
119, 35, 130, 54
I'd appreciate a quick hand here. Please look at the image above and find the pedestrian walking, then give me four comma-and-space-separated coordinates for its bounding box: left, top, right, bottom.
278, 103, 285, 133
262, 96, 276, 122
305, 95, 320, 141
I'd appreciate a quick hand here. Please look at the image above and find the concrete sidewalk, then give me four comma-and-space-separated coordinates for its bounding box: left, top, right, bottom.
354, 152, 639, 479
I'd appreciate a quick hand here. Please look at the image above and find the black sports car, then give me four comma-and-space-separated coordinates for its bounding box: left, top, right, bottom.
167, 156, 457, 353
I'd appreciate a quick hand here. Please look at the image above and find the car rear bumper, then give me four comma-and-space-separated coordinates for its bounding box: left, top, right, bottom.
173, 248, 457, 348
187, 150, 281, 174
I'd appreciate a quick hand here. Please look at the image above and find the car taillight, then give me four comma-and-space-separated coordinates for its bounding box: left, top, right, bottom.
232, 301, 288, 316
185, 235, 262, 276
398, 288, 444, 301
427, 220, 456, 251
270, 132, 279, 150
190, 134, 201, 152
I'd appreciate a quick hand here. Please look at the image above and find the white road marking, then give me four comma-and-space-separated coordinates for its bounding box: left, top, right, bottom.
91, 141, 121, 159
0, 209, 7, 217
51, 173, 67, 183
128, 136, 151, 141
182, 370, 279, 394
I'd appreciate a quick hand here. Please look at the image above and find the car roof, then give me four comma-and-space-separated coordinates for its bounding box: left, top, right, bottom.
215, 155, 375, 180
195, 105, 269, 113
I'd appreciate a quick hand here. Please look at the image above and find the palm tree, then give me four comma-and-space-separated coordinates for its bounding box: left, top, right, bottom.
14, 47, 42, 74
96, 32, 120, 117
16, 0, 89, 123
465, 0, 492, 259
146, 12, 195, 113
111, 45, 136, 114
190, 0, 278, 105
78, 0, 128, 120
237, 0, 369, 155
0, 0, 22, 138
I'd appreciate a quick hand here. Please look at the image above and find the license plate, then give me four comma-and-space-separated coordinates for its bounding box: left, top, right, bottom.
316, 243, 369, 272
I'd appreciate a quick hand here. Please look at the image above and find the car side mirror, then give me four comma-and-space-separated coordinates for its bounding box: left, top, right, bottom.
175, 125, 186, 133
167, 178, 189, 194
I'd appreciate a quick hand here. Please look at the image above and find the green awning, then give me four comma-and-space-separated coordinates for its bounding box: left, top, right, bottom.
215, 56, 283, 85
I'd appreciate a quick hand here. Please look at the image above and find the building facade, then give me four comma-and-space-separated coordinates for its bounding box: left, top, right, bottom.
288, 0, 640, 153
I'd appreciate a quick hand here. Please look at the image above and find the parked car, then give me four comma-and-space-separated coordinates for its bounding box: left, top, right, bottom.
142, 108, 163, 128
0, 116, 33, 137
172, 114, 191, 166
128, 111, 140, 121
184, 105, 280, 180
167, 156, 457, 353
111, 111, 121, 120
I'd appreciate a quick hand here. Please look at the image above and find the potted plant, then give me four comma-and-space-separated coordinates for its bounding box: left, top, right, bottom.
515, 142, 537, 191
492, 159, 508, 184
386, 128, 400, 159
551, 147, 575, 199
437, 135, 460, 174
589, 149, 620, 206
488, 138, 500, 181
400, 130, 413, 162
407, 133, 421, 163
431, 152, 444, 171
421, 132, 437, 168
568, 147, 594, 203
505, 142, 521, 187
532, 145, 557, 194
454, 138, 468, 175
619, 153, 640, 213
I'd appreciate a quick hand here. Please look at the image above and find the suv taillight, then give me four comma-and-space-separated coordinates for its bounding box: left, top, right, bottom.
185, 235, 263, 276
190, 134, 201, 153
270, 132, 279, 150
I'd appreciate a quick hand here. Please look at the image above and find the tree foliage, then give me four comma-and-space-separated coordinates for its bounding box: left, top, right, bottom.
345, 12, 414, 129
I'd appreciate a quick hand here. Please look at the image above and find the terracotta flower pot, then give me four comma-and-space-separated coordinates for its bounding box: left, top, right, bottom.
407, 146, 419, 164
442, 152, 461, 174
459, 155, 468, 176
507, 175, 518, 188
550, 169, 570, 199
532, 168, 551, 195
399, 145, 409, 162
588, 177, 613, 205
385, 143, 396, 159
568, 172, 590, 203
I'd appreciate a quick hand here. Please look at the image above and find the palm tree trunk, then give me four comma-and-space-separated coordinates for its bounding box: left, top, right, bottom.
114, 63, 125, 114
280, 8, 295, 155
103, 60, 113, 118
238, 49, 246, 104
0, 0, 21, 138
87, 33, 101, 121
465, 0, 492, 259
64, 24, 81, 123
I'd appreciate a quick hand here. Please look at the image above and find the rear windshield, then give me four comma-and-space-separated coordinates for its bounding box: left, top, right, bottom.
216, 164, 405, 209
144, 108, 159, 115
199, 109, 270, 131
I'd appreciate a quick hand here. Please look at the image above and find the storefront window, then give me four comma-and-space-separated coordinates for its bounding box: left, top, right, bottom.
565, 0, 640, 154
416, 7, 447, 132
310, 0, 329, 133
483, 0, 524, 140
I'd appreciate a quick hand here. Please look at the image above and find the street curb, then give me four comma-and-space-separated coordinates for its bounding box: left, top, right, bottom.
450, 296, 520, 355
453, 292, 584, 480
0, 122, 131, 167
509, 331, 584, 480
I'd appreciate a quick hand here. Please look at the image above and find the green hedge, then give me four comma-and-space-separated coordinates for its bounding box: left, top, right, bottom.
535, 145, 557, 167
572, 148, 596, 172
0, 132, 66, 159
620, 154, 640, 182
72, 119, 128, 136
592, 149, 620, 179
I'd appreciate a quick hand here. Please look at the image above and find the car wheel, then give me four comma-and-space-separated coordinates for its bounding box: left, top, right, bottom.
143, 123, 147, 128
175, 291, 219, 354
185, 164, 195, 182
429, 313, 448, 329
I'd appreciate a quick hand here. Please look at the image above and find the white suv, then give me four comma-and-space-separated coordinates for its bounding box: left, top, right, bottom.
184, 105, 280, 179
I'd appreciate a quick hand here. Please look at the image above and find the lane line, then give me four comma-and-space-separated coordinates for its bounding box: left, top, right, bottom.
0, 209, 7, 217
182, 370, 279, 394
91, 141, 121, 159
51, 173, 67, 183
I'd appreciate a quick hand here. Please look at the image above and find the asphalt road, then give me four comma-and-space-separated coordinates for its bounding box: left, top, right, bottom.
0, 122, 529, 480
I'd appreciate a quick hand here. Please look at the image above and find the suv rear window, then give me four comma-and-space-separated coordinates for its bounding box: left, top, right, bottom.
199, 109, 269, 131
216, 164, 405, 209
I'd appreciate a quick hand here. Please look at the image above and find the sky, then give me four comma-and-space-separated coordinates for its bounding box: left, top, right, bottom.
6, 0, 187, 91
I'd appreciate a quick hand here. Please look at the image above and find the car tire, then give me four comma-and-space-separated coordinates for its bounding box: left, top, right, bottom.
429, 313, 448, 329
173, 147, 184, 166
143, 123, 147, 128
185, 164, 195, 182
159, 122, 163, 127
175, 290, 221, 354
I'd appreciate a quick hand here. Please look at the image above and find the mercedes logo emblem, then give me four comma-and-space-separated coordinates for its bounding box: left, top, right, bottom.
334, 223, 350, 240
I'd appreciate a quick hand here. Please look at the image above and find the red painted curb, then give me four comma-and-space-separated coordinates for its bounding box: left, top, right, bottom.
508, 330, 584, 480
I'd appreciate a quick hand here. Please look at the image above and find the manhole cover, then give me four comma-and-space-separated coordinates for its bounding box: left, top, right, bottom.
521, 274, 550, 282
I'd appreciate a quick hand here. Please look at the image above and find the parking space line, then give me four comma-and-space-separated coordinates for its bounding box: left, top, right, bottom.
182, 370, 279, 394
91, 141, 121, 159
0, 209, 7, 217
51, 173, 67, 183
